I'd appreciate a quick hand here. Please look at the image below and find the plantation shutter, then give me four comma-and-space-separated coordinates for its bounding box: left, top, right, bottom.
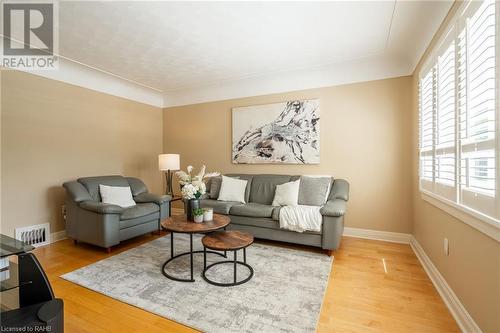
435, 40, 456, 200
457, 0, 498, 218
419, 68, 435, 190
418, 0, 499, 223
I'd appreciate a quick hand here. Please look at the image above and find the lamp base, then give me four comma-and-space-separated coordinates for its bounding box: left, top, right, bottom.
165, 170, 174, 196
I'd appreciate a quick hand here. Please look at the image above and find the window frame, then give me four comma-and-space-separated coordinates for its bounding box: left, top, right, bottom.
418, 0, 500, 242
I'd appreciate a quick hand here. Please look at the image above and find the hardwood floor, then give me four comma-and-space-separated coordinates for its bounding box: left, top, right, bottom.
33, 234, 460, 333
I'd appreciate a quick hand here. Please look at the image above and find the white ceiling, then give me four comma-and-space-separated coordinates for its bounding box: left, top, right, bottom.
34, 1, 453, 106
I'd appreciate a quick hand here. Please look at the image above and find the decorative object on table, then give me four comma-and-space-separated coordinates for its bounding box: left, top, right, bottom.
232, 99, 320, 164
193, 208, 204, 223
159, 154, 180, 196
202, 208, 213, 221
175, 165, 219, 221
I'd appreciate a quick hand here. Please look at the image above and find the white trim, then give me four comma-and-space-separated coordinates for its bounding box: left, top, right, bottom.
421, 191, 500, 242
5, 57, 165, 108
343, 227, 411, 244
410, 236, 482, 333
49, 230, 67, 244
162, 54, 410, 107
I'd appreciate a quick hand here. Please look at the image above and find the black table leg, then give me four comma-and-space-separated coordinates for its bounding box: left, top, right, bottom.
234, 251, 237, 284
203, 246, 207, 270
170, 232, 174, 258
190, 234, 194, 281
162, 230, 227, 283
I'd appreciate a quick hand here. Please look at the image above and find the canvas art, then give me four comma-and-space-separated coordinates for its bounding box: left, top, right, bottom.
232, 99, 320, 164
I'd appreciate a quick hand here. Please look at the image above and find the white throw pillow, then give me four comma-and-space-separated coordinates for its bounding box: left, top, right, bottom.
99, 185, 136, 208
217, 176, 247, 203
272, 180, 300, 206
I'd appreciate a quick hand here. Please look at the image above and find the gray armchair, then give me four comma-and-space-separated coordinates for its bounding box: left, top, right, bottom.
63, 175, 171, 252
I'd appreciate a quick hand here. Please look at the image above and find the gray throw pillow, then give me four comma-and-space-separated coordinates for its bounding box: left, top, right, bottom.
298, 176, 332, 206
209, 176, 222, 199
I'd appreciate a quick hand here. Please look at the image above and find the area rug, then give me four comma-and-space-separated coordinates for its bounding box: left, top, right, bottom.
61, 234, 333, 333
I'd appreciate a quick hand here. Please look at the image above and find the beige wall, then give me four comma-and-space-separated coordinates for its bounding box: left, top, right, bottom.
164, 76, 413, 233
411, 2, 500, 332
1, 70, 163, 236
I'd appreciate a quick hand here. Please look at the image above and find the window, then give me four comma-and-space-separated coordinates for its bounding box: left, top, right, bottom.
419, 0, 499, 226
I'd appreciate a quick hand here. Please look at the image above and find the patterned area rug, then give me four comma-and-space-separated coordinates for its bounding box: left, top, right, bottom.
61, 234, 333, 333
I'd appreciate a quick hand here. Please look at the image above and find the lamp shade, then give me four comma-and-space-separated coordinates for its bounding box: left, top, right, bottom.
159, 154, 180, 171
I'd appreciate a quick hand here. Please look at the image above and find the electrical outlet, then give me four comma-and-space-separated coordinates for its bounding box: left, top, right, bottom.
444, 238, 449, 256
61, 205, 66, 221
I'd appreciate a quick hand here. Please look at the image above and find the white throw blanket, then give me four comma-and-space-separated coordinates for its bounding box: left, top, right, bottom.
279, 205, 322, 233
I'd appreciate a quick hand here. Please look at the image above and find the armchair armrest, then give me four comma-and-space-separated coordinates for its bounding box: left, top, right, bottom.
134, 192, 171, 205
63, 181, 92, 203
79, 201, 124, 214
320, 199, 346, 217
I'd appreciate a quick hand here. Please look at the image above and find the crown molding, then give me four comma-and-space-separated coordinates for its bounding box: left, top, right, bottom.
13, 57, 165, 108
6, 52, 413, 109
162, 53, 411, 107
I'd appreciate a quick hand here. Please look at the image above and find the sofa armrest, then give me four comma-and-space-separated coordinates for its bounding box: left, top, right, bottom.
329, 179, 349, 201
320, 199, 346, 217
134, 193, 171, 205
79, 201, 124, 214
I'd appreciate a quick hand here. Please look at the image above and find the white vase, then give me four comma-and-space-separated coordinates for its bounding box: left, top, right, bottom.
194, 215, 204, 223
203, 209, 213, 221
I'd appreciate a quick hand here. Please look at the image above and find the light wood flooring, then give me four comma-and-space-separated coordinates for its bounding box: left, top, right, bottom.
33, 233, 460, 333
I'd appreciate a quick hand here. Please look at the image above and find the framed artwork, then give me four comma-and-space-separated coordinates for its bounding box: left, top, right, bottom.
232, 99, 320, 164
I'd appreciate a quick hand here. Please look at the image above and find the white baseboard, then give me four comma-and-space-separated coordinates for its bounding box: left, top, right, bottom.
343, 227, 411, 244
50, 230, 67, 244
410, 236, 482, 333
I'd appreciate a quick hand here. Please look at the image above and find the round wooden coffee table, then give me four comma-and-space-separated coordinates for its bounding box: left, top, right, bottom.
161, 214, 230, 282
201, 230, 254, 287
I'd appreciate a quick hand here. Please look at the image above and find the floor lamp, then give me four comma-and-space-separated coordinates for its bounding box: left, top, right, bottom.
159, 154, 180, 196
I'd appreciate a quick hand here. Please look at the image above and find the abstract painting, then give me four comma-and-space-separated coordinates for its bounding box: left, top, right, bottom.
232, 99, 320, 164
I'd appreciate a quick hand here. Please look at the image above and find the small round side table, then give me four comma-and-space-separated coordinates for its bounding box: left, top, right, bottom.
201, 230, 254, 287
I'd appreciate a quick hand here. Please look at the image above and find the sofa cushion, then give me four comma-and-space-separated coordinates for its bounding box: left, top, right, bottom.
298, 176, 332, 206
229, 203, 274, 218
125, 177, 148, 196
230, 215, 321, 235
78, 175, 129, 201
249, 175, 292, 205
200, 199, 240, 215
119, 212, 160, 230
120, 203, 159, 220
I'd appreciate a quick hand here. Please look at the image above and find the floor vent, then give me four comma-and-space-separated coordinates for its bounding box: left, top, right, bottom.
15, 223, 50, 247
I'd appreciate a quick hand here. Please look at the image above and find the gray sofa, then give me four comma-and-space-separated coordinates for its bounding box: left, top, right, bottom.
201, 174, 349, 253
63, 175, 171, 252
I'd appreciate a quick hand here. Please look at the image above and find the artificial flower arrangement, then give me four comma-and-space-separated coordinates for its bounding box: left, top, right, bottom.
175, 165, 219, 200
